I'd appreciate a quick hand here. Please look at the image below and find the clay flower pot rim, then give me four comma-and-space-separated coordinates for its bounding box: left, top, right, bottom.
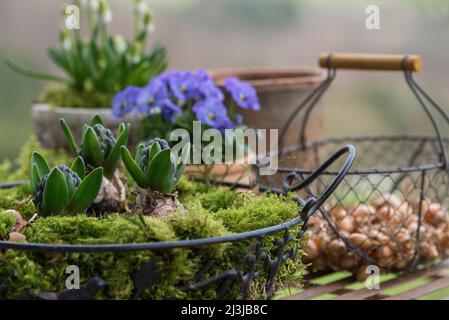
209, 67, 326, 90
32, 103, 143, 120
33, 103, 110, 113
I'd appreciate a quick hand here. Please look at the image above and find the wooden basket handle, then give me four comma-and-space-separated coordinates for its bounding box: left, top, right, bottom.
319, 53, 422, 72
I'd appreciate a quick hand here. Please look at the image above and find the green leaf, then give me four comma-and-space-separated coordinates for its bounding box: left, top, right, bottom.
42, 168, 69, 216
66, 168, 103, 215
48, 48, 71, 74
149, 143, 161, 162
60, 118, 79, 155
135, 143, 145, 166
121, 146, 148, 188
30, 163, 41, 195
31, 152, 50, 178
4, 58, 70, 83
82, 127, 104, 167
65, 173, 77, 202
71, 156, 85, 179
144, 143, 161, 177
89, 114, 104, 126
174, 143, 190, 183
103, 123, 129, 179
147, 149, 174, 194
117, 122, 128, 136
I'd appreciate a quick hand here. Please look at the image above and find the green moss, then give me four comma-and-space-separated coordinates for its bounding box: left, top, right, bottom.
0, 186, 35, 220
8, 135, 71, 181
197, 188, 236, 212
0, 175, 307, 299
176, 176, 209, 198
0, 210, 15, 239
214, 192, 300, 233
37, 86, 112, 109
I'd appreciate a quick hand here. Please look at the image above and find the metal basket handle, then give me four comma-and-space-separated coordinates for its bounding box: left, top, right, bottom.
282, 144, 356, 217
279, 52, 449, 169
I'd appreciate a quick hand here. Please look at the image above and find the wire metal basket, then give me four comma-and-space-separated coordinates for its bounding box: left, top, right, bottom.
0, 146, 354, 300
260, 53, 449, 277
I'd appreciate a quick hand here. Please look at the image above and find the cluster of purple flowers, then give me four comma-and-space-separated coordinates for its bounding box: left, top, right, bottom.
112, 69, 260, 130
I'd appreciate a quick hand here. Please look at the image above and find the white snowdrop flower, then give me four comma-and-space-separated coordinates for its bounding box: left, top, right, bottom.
101, 10, 113, 24
113, 35, 127, 53
135, 1, 148, 14
146, 23, 155, 33
89, 0, 99, 11
63, 39, 72, 51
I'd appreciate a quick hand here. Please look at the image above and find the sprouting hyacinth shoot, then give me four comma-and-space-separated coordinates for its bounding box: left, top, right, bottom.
121, 138, 190, 194
60, 115, 130, 179
30, 152, 104, 216
33, 165, 81, 215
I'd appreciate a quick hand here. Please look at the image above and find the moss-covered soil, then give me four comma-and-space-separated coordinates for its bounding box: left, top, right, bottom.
0, 137, 306, 299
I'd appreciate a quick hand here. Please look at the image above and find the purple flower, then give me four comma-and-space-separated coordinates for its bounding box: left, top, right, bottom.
224, 77, 260, 111
136, 78, 170, 114
166, 71, 201, 104
192, 99, 232, 129
194, 69, 210, 81
161, 100, 182, 122
199, 80, 224, 101
111, 86, 141, 118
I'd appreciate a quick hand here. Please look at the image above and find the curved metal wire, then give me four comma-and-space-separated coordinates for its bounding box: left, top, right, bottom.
281, 54, 449, 158
273, 56, 449, 275
278, 66, 336, 154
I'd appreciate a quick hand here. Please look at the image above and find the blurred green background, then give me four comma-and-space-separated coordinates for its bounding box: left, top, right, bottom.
1, 0, 449, 161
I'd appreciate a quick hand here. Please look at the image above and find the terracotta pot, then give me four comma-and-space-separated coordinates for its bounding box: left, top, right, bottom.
32, 104, 142, 149
210, 67, 326, 149
184, 159, 254, 184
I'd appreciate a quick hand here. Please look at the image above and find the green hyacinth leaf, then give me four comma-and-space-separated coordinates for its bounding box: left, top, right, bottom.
89, 114, 104, 126
149, 142, 161, 162
65, 174, 77, 202
174, 142, 190, 182
121, 146, 148, 188
135, 143, 145, 166
81, 124, 90, 139
60, 118, 78, 155
30, 163, 41, 195
66, 167, 103, 215
117, 122, 129, 136
144, 143, 162, 177
147, 149, 174, 194
31, 151, 50, 179
42, 167, 69, 216
82, 127, 104, 167
71, 156, 85, 179
103, 123, 130, 179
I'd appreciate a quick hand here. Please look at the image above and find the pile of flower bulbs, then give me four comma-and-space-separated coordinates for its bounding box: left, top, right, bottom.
304, 194, 449, 280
